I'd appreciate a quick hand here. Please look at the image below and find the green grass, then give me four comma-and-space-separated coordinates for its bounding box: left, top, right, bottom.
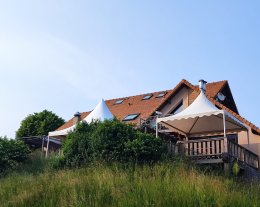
0, 160, 260, 207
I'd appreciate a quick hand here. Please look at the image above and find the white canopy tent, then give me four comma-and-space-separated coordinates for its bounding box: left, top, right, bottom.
48, 99, 113, 137
46, 99, 113, 157
156, 91, 248, 138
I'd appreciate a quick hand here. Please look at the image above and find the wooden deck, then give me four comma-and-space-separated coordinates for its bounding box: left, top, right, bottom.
171, 137, 259, 170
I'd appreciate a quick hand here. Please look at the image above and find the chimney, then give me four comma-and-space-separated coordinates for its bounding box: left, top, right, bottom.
199, 79, 207, 93
73, 112, 81, 125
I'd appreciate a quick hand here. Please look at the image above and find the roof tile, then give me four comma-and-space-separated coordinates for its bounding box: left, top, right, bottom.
55, 79, 260, 134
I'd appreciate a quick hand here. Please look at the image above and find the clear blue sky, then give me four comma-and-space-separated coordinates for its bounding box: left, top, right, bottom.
0, 0, 260, 138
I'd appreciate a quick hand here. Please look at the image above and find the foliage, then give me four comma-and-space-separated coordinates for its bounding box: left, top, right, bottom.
16, 110, 65, 138
62, 119, 167, 167
0, 137, 30, 174
232, 159, 240, 176
91, 119, 137, 161
124, 132, 167, 163
13, 150, 64, 175
1, 162, 260, 207
62, 122, 97, 167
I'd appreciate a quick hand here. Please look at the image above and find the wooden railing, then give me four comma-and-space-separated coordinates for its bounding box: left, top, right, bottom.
181, 138, 225, 161
176, 138, 259, 170
228, 140, 259, 170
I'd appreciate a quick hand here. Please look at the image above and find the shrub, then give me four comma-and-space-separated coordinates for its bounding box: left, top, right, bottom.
91, 119, 137, 161
0, 137, 30, 174
124, 132, 167, 163
62, 119, 167, 167
62, 122, 97, 167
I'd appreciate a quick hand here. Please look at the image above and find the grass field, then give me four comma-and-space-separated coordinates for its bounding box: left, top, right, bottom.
0, 158, 260, 207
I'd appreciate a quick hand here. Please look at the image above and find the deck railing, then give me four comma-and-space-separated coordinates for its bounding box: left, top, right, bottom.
181, 138, 225, 161
139, 116, 259, 170
228, 140, 259, 170
177, 138, 259, 170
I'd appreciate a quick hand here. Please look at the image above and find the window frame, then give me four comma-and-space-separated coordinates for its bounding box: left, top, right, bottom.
142, 94, 153, 100
122, 113, 140, 121
156, 92, 167, 98
114, 99, 124, 105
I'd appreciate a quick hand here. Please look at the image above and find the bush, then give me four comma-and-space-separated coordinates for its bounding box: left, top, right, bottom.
62, 122, 97, 167
62, 119, 167, 167
125, 132, 167, 163
0, 137, 30, 174
91, 119, 137, 161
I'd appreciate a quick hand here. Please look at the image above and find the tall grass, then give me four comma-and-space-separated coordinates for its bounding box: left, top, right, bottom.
0, 160, 259, 207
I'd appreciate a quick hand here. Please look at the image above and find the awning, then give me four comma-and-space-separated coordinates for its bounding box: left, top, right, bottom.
156, 92, 247, 136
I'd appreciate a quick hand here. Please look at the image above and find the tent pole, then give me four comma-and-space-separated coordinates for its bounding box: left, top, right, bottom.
46, 136, 50, 158
223, 112, 226, 138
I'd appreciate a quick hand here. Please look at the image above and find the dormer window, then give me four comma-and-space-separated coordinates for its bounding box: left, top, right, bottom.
123, 113, 140, 121
115, 99, 124, 104
171, 101, 183, 115
142, 94, 153, 100
157, 92, 167, 98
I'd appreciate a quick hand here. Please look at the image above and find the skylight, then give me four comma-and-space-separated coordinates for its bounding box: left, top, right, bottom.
142, 94, 153, 100
115, 99, 124, 104
157, 92, 167, 98
122, 113, 140, 121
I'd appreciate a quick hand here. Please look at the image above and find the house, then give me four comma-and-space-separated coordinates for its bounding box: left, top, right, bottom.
53, 79, 260, 156
49, 79, 260, 174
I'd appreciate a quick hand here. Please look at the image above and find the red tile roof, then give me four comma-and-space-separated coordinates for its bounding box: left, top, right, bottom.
56, 111, 90, 131
55, 79, 260, 134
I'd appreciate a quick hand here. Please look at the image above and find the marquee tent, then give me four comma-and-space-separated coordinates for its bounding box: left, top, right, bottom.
48, 99, 113, 137
156, 91, 248, 137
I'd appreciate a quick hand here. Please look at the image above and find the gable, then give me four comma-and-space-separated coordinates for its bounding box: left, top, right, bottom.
217, 83, 239, 114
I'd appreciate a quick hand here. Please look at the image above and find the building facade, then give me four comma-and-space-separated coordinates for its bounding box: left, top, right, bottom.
55, 79, 260, 157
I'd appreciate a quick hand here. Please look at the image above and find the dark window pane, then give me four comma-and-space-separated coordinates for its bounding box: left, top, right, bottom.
142, 94, 153, 100
123, 113, 140, 121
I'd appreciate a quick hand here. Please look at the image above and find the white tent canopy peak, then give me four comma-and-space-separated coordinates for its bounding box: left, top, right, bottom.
48, 99, 113, 137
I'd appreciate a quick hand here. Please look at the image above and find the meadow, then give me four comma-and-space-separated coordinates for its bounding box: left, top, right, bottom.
1, 158, 260, 207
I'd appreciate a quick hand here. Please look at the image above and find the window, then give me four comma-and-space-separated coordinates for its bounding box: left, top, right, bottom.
142, 94, 153, 100
115, 99, 124, 104
123, 113, 140, 121
156, 92, 167, 98
171, 101, 183, 115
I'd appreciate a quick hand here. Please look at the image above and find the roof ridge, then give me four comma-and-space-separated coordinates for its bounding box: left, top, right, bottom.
106, 79, 226, 102
106, 89, 172, 102
193, 80, 227, 87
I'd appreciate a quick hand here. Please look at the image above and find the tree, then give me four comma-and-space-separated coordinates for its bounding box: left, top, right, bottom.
0, 136, 30, 174
16, 110, 65, 138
